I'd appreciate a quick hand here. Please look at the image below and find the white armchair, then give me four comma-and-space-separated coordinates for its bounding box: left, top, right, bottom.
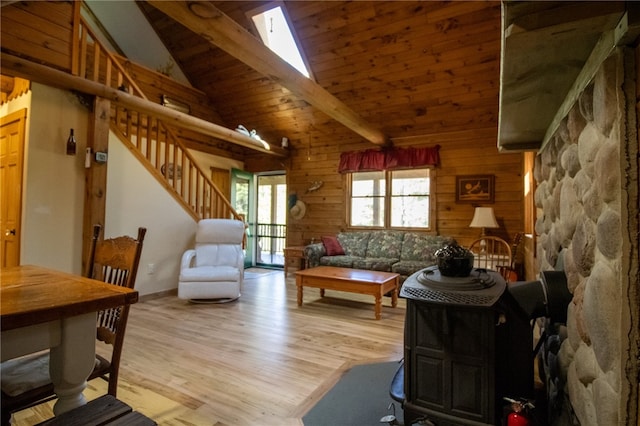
179, 219, 245, 302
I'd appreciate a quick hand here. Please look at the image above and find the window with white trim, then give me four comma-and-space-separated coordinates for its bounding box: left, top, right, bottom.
348, 168, 434, 229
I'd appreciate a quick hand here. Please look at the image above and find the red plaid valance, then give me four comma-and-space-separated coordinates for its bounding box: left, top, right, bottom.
338, 145, 440, 173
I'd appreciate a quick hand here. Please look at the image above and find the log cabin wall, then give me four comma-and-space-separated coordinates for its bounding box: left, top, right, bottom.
246, 127, 523, 249
238, 1, 523, 249
1, 1, 75, 73
3, 0, 525, 252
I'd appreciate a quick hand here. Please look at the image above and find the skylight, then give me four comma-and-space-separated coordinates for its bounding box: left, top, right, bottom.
250, 5, 310, 78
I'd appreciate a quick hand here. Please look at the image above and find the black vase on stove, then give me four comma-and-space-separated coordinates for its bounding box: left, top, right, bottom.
434, 243, 474, 277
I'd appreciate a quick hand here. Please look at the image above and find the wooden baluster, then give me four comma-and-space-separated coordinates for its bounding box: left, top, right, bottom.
162, 126, 169, 179
92, 42, 100, 82
105, 58, 112, 90
187, 163, 193, 212
146, 114, 152, 162
195, 173, 201, 218
131, 111, 139, 150
180, 148, 186, 197
79, 26, 88, 79
117, 71, 124, 93
154, 118, 161, 169
127, 109, 138, 140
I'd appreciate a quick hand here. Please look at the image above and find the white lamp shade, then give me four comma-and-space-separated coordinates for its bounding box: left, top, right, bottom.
469, 207, 499, 228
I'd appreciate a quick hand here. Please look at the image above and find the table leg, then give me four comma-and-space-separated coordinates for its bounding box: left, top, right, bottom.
49, 312, 96, 415
296, 278, 303, 306
374, 294, 382, 320
391, 280, 398, 308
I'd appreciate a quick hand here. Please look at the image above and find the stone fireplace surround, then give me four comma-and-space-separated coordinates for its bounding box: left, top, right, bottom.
533, 49, 638, 425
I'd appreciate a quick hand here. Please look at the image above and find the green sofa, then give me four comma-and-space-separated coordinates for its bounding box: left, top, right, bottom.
304, 231, 455, 283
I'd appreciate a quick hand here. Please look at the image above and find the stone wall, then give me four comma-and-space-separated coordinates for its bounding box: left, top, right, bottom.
534, 49, 637, 425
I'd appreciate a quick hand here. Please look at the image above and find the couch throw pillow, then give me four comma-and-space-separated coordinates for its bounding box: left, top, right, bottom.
322, 236, 345, 256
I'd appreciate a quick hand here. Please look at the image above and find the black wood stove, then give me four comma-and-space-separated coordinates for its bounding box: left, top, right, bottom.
399, 266, 534, 426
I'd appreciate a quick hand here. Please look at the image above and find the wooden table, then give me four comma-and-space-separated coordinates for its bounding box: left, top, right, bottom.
283, 246, 306, 277
295, 266, 399, 319
1, 265, 139, 415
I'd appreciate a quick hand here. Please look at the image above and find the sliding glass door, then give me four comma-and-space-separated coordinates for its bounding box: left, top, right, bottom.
231, 169, 254, 268
230, 169, 287, 268
256, 173, 287, 268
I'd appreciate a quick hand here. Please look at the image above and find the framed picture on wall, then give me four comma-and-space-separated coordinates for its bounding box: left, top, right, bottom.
456, 174, 495, 203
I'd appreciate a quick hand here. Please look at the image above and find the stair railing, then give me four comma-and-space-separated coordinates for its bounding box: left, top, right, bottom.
72, 14, 243, 223
72, 16, 147, 99
111, 105, 241, 222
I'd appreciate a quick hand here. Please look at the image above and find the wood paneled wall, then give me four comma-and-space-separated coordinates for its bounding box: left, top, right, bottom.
247, 126, 524, 249
1, 1, 74, 73
238, 1, 522, 250
2, 0, 525, 251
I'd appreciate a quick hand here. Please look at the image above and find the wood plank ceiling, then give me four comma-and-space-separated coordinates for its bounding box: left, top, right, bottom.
138, 1, 504, 153
3, 1, 628, 154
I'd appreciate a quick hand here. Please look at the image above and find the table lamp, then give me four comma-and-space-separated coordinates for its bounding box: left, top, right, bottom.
469, 207, 499, 237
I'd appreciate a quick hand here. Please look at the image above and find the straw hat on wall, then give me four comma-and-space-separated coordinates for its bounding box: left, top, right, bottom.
290, 200, 307, 220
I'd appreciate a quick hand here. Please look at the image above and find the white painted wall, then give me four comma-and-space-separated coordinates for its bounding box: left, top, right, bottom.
3, 83, 241, 296
104, 135, 195, 296
20, 84, 89, 272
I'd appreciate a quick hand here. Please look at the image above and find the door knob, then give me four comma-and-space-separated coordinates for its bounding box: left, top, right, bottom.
5, 229, 16, 236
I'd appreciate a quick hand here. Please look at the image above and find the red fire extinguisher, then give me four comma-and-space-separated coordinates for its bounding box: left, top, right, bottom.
503, 397, 534, 426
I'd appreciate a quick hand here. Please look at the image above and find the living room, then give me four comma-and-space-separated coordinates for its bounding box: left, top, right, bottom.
1, 1, 638, 425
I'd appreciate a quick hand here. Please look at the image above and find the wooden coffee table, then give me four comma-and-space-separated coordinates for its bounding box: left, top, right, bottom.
295, 266, 399, 319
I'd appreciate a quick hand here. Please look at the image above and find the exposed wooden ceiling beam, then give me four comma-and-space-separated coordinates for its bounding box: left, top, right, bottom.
0, 53, 286, 157
146, 1, 388, 147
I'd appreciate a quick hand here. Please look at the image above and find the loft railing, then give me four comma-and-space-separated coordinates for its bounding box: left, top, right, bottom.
72, 16, 146, 99
71, 14, 242, 223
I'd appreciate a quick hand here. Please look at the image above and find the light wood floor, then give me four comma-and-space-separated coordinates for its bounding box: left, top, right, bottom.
12, 268, 406, 425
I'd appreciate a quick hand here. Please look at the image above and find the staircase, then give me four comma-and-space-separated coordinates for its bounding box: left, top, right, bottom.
73, 14, 242, 223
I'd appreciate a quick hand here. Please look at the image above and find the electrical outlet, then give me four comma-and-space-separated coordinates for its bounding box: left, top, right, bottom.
147, 263, 155, 274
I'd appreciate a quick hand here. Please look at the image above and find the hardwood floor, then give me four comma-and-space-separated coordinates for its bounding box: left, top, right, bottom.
11, 268, 406, 425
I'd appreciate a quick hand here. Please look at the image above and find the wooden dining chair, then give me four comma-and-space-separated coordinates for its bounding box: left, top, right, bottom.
468, 236, 513, 281
0, 224, 146, 425
502, 232, 524, 282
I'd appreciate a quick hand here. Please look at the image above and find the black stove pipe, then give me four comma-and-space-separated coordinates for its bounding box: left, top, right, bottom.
507, 270, 572, 323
